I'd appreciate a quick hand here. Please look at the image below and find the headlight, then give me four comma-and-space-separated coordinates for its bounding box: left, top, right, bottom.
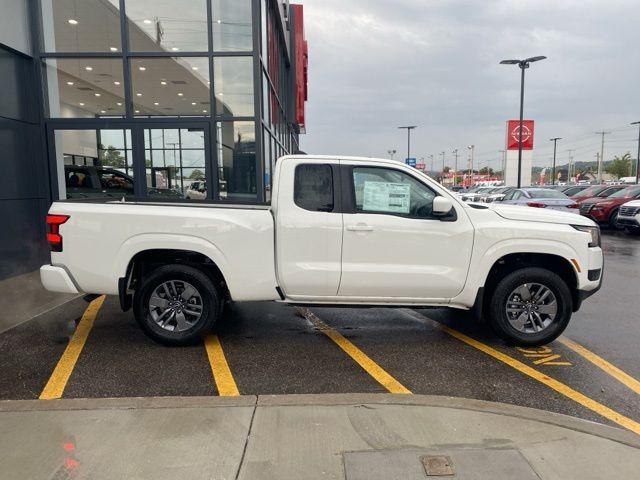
572, 225, 601, 248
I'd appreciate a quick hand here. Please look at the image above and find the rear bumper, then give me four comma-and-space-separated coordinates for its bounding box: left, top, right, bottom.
40, 265, 79, 294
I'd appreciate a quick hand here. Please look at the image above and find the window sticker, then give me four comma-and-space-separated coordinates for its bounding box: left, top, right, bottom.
362, 181, 410, 213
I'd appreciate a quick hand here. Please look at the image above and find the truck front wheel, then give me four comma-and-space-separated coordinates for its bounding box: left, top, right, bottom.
133, 264, 220, 346
487, 267, 572, 346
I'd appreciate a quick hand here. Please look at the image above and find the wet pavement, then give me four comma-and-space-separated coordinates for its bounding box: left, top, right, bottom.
0, 231, 638, 435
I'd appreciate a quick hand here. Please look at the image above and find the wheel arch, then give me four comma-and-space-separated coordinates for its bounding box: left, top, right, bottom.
482, 252, 580, 312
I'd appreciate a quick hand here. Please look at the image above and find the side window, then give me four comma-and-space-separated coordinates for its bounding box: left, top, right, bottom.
294, 164, 334, 212
65, 169, 97, 198
512, 191, 522, 200
352, 167, 436, 218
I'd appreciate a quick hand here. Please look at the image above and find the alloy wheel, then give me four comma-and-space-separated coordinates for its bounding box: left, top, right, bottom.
505, 283, 557, 334
148, 280, 203, 332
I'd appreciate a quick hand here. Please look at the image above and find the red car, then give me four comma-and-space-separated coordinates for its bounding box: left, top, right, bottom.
572, 184, 626, 202
579, 185, 640, 228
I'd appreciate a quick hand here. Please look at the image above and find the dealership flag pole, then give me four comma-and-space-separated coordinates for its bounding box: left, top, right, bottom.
632, 121, 640, 184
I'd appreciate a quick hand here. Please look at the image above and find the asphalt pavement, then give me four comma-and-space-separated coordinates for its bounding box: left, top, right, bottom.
0, 231, 638, 437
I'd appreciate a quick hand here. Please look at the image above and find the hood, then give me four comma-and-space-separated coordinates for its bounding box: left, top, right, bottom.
622, 199, 640, 207
488, 203, 594, 226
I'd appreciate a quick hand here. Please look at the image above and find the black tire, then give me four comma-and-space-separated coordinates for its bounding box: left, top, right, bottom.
609, 208, 621, 230
487, 267, 572, 346
133, 264, 220, 346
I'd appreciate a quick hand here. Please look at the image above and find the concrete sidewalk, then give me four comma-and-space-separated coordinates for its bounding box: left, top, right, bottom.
1, 394, 638, 479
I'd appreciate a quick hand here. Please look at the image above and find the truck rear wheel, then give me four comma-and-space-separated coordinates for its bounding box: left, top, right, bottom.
487, 267, 572, 346
133, 264, 220, 346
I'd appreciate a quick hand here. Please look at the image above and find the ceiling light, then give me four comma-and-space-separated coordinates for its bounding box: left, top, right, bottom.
202, 109, 207, 113
217, 92, 223, 96
178, 92, 183, 96
160, 81, 167, 85
110, 47, 118, 52
216, 20, 222, 24
143, 19, 152, 24
138, 66, 146, 71
136, 93, 142, 97
154, 102, 159, 106
191, 66, 198, 71
135, 110, 140, 113
191, 102, 196, 105
100, 110, 106, 114
116, 102, 122, 106
113, 81, 120, 85
66, 81, 74, 86
79, 102, 85, 106
94, 93, 101, 97
68, 19, 78, 25
171, 47, 179, 51
85, 66, 93, 71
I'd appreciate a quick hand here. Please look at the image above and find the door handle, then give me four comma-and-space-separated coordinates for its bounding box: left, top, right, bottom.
346, 224, 374, 232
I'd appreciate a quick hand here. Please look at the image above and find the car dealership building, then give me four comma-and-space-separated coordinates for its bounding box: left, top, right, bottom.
0, 0, 307, 280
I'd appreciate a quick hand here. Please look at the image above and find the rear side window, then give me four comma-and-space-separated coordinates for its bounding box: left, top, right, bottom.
294, 164, 334, 212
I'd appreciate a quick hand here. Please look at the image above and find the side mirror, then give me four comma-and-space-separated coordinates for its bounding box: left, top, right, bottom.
433, 196, 454, 217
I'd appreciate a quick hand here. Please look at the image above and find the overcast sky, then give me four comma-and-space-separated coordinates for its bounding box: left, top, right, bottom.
299, 0, 640, 171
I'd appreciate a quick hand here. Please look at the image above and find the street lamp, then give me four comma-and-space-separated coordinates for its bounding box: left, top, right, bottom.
427, 154, 434, 175
452, 149, 459, 185
440, 151, 446, 184
398, 126, 417, 162
632, 121, 640, 184
387, 149, 397, 160
550, 137, 561, 185
500, 55, 547, 187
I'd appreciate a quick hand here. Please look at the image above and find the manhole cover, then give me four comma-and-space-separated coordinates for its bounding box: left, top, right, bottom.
422, 455, 454, 476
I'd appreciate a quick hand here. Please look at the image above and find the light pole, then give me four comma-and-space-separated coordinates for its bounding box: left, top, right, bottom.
566, 149, 575, 184
398, 126, 417, 161
440, 151, 446, 184
428, 154, 434, 175
387, 149, 397, 160
467, 144, 475, 176
500, 56, 547, 187
550, 137, 561, 185
452, 149, 459, 185
499, 150, 506, 181
632, 121, 640, 184
594, 131, 610, 184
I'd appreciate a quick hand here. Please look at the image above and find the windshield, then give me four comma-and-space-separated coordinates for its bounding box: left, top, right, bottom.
578, 186, 607, 197
609, 186, 640, 198
526, 189, 569, 199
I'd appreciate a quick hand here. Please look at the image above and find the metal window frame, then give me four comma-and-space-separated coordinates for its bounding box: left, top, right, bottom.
29, 0, 300, 205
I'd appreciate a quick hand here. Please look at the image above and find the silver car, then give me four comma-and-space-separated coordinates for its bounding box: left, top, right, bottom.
498, 188, 580, 213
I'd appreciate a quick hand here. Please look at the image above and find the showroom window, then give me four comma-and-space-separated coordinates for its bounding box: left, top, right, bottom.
44, 58, 125, 118
130, 57, 210, 116
40, 0, 123, 53
214, 57, 255, 117
125, 0, 209, 53
216, 121, 257, 199
213, 0, 253, 52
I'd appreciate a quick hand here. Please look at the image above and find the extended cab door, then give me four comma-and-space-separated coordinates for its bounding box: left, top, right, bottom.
275, 158, 343, 298
338, 162, 474, 301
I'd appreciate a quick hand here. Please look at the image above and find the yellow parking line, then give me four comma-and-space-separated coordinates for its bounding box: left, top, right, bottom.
558, 337, 640, 396
39, 295, 105, 400
405, 310, 640, 435
204, 334, 240, 396
298, 308, 411, 394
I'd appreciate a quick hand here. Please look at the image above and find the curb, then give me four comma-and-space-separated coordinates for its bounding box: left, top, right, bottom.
1, 393, 638, 448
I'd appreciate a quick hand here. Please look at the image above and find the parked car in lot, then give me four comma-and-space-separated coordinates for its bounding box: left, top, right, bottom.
460, 186, 497, 202
498, 188, 580, 213
579, 185, 640, 228
617, 200, 640, 234
482, 186, 514, 203
42, 155, 603, 347
561, 185, 590, 197
571, 185, 626, 202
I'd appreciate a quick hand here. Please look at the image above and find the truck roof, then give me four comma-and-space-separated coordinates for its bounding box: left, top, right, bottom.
279, 154, 408, 166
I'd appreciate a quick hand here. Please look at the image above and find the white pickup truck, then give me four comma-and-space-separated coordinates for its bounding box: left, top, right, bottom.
41, 155, 603, 346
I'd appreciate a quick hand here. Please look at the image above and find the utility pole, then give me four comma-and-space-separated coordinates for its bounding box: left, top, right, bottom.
595, 131, 611, 183
566, 149, 575, 184
440, 151, 446, 184
398, 126, 417, 161
550, 137, 561, 185
632, 121, 640, 184
452, 149, 459, 185
499, 150, 506, 181
595, 152, 600, 181
428, 154, 434, 176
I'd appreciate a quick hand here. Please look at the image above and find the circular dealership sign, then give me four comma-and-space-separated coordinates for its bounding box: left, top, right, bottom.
510, 124, 532, 144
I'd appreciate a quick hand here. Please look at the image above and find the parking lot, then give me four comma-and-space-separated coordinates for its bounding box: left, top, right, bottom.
1, 231, 638, 435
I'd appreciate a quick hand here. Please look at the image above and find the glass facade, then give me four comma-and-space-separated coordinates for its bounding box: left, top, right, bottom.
38, 0, 305, 203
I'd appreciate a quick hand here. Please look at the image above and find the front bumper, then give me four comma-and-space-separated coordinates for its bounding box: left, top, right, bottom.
616, 216, 640, 229
40, 265, 79, 294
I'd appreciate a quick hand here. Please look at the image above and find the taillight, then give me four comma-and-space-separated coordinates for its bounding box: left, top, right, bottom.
527, 202, 547, 208
567, 203, 580, 209
46, 214, 70, 252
